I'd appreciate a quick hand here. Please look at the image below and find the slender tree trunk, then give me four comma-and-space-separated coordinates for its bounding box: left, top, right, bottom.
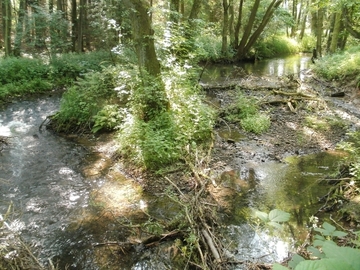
170, 0, 180, 23
236, 0, 283, 60
14, 0, 27, 56
310, 0, 317, 36
228, 0, 234, 47
299, 0, 309, 40
316, 7, 324, 57
290, 0, 297, 37
221, 0, 229, 55
233, 0, 244, 48
0, 1, 3, 49
125, 0, 169, 121
188, 0, 202, 20
71, 0, 77, 51
329, 11, 342, 53
2, 0, 12, 56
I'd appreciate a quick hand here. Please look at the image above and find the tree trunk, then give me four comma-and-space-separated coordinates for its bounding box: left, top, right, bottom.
13, 0, 27, 56
126, 0, 168, 121
233, 0, 244, 48
2, 0, 12, 56
228, 0, 234, 47
71, 0, 77, 51
170, 0, 180, 23
329, 11, 342, 53
236, 0, 283, 60
221, 0, 229, 55
188, 0, 202, 20
316, 7, 324, 57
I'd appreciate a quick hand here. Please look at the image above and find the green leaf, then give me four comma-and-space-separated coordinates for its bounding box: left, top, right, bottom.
322, 222, 336, 235
322, 241, 360, 269
268, 221, 283, 230
307, 246, 325, 258
254, 210, 268, 222
295, 258, 353, 270
268, 209, 291, 222
288, 254, 305, 269
332, 231, 347, 238
273, 263, 290, 270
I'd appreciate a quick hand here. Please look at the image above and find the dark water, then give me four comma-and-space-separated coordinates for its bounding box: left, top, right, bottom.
0, 54, 345, 268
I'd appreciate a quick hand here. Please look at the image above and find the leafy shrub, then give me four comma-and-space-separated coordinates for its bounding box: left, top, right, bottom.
51, 66, 118, 132
274, 222, 360, 270
241, 113, 271, 134
92, 105, 125, 133
313, 46, 360, 81
117, 64, 216, 170
256, 35, 300, 59
299, 34, 316, 53
0, 57, 49, 85
49, 51, 115, 85
223, 93, 271, 134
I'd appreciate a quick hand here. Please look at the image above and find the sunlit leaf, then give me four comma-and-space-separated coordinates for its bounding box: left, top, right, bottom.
295, 258, 353, 270
288, 254, 305, 269
322, 241, 360, 269
307, 246, 325, 259
273, 263, 289, 270
254, 210, 268, 222
268, 209, 291, 222
268, 221, 283, 230
332, 231, 347, 237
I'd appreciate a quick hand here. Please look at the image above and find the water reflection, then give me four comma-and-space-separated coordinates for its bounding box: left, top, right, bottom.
219, 151, 343, 265
201, 54, 311, 83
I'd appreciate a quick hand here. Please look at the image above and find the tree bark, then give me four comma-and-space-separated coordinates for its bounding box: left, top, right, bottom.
2, 0, 12, 56
221, 0, 229, 55
14, 0, 27, 56
329, 11, 342, 53
316, 7, 324, 57
235, 0, 283, 60
233, 0, 244, 48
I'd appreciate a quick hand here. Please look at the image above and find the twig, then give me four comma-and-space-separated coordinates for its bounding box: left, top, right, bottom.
202, 228, 221, 263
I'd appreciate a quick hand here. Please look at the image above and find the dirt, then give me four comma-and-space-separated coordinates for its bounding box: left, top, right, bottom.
78, 71, 360, 195
208, 72, 359, 176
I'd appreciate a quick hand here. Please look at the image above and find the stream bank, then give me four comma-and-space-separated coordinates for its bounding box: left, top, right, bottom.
1, 55, 360, 269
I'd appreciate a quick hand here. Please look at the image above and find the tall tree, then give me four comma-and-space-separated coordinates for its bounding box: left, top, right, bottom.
235, 0, 284, 60
125, 0, 169, 121
2, 0, 12, 56
14, 0, 27, 56
329, 10, 342, 53
221, 0, 229, 55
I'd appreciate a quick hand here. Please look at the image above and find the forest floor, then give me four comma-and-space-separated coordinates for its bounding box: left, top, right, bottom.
81, 70, 360, 193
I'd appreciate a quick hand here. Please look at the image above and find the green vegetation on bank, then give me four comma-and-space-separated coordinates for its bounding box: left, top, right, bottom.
0, 51, 114, 103
313, 45, 360, 87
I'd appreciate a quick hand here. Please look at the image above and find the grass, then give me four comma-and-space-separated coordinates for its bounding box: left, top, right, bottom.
313, 45, 360, 87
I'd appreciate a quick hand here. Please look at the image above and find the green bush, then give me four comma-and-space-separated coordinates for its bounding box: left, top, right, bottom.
49, 51, 115, 85
241, 113, 271, 134
0, 57, 53, 100
117, 65, 216, 170
51, 66, 118, 132
223, 93, 271, 134
0, 57, 49, 85
313, 46, 360, 81
299, 34, 316, 53
256, 35, 300, 59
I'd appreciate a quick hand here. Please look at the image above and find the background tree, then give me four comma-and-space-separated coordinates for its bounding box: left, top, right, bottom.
2, 0, 12, 56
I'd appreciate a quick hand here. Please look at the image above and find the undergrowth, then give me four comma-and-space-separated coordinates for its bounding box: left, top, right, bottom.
313, 45, 360, 87
0, 51, 116, 103
222, 92, 271, 134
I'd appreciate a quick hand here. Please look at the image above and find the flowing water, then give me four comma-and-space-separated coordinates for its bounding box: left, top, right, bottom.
0, 54, 349, 268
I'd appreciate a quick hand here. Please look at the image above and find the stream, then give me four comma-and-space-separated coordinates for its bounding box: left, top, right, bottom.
0, 54, 354, 269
